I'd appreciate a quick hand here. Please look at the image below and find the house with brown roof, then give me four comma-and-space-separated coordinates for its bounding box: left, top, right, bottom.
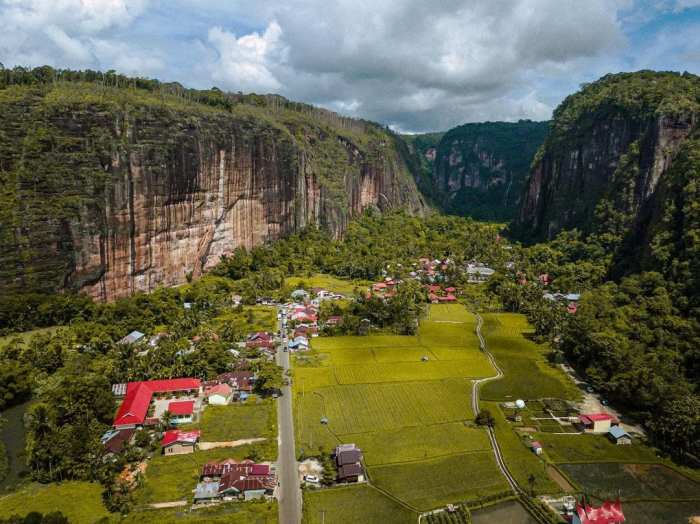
334, 443, 364, 483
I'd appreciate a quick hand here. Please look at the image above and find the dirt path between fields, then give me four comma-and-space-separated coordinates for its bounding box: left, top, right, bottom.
546, 465, 576, 493
198, 437, 266, 450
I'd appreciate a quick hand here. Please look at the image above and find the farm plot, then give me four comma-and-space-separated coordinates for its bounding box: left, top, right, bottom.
471, 500, 537, 524
312, 335, 421, 350
535, 432, 662, 464
621, 500, 700, 524
426, 304, 477, 323
333, 358, 493, 385
349, 423, 491, 466
369, 452, 510, 511
487, 402, 559, 495
303, 485, 416, 524
299, 380, 473, 437
480, 314, 579, 401
559, 463, 700, 501
419, 321, 479, 348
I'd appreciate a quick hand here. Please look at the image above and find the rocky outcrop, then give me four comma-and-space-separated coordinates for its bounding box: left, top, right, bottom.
0, 83, 424, 300
414, 121, 548, 220
515, 71, 700, 242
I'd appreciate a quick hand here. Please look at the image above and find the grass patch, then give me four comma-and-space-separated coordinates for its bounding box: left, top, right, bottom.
211, 305, 277, 333
0, 326, 59, 346
0, 481, 108, 523
198, 400, 276, 443
124, 501, 278, 523
369, 452, 509, 511
136, 446, 267, 504
303, 484, 416, 523
480, 314, 579, 401
285, 274, 372, 295
560, 463, 700, 501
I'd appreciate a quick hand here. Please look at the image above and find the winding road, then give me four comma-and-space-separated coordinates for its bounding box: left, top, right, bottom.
472, 313, 523, 495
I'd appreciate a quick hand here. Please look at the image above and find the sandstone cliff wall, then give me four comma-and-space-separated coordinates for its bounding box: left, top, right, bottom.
0, 84, 424, 300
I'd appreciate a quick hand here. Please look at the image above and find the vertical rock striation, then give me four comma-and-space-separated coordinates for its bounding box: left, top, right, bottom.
0, 83, 424, 300
514, 71, 700, 242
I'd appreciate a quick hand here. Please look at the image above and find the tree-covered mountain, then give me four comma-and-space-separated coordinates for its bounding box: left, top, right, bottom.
515, 70, 700, 244
0, 65, 425, 301
508, 71, 700, 459
409, 121, 549, 221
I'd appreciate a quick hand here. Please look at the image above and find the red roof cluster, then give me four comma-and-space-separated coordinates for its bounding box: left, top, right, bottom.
113, 378, 201, 428
201, 459, 275, 492
576, 499, 625, 524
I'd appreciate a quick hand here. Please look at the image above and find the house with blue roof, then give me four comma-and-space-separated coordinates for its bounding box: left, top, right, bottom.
608, 425, 632, 445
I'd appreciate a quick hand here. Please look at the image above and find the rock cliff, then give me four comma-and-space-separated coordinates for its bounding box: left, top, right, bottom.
0, 75, 424, 300
408, 121, 548, 220
514, 71, 700, 242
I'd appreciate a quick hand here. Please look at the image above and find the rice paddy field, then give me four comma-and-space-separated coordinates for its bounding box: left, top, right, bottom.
559, 462, 700, 501
303, 485, 417, 523
479, 314, 579, 401
294, 304, 513, 514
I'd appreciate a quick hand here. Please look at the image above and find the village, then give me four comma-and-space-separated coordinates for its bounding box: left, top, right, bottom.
87, 252, 654, 524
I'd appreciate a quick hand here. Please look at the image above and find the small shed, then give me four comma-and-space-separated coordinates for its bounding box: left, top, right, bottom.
194, 481, 220, 503
579, 413, 615, 433
530, 441, 543, 456
608, 426, 632, 445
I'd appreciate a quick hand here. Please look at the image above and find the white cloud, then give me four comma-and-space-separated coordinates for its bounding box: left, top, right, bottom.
207, 22, 284, 93
0, 0, 698, 131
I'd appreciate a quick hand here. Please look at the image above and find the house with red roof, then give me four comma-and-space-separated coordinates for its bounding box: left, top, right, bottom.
579, 413, 617, 433
205, 383, 233, 405
168, 400, 195, 424
113, 378, 202, 430
161, 429, 200, 455
573, 498, 625, 524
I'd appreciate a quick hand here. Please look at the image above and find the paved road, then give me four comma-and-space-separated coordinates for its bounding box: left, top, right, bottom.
276, 311, 302, 524
472, 313, 522, 495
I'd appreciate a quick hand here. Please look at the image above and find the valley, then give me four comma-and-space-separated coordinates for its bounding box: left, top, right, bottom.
0, 65, 699, 524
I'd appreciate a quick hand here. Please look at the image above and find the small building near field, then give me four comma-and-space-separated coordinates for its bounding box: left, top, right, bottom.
335, 443, 364, 483
102, 428, 136, 456
579, 413, 616, 433
338, 463, 364, 483
194, 481, 220, 503
205, 383, 233, 406
118, 330, 145, 345
168, 400, 195, 424
608, 426, 632, 445
530, 440, 543, 455
161, 429, 200, 455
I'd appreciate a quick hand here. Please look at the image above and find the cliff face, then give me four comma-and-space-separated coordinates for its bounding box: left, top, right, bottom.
413, 121, 548, 221
0, 82, 424, 300
515, 71, 700, 242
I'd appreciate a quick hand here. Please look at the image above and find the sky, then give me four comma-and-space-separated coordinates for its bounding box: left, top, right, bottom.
1, 0, 699, 132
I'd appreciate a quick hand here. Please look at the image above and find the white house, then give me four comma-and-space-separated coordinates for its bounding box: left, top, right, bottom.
206, 384, 233, 406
